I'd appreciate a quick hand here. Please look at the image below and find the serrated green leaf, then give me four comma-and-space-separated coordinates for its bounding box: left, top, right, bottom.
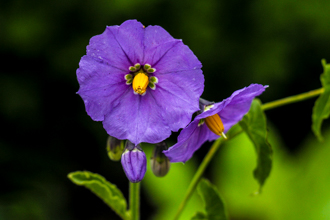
68, 171, 129, 220
312, 59, 330, 141
191, 178, 227, 220
239, 99, 273, 192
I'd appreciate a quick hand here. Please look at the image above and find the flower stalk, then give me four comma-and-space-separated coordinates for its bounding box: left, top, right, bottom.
173, 87, 324, 220
172, 129, 242, 220
261, 87, 324, 111
130, 182, 140, 220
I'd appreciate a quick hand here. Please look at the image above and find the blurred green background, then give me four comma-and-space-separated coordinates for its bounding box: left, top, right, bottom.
1, 0, 330, 219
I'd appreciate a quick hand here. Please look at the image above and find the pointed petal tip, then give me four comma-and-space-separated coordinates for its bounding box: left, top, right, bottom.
162, 145, 192, 163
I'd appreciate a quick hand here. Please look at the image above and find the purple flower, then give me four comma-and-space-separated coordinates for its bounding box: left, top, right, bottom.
76, 20, 204, 145
163, 84, 267, 163
121, 141, 147, 183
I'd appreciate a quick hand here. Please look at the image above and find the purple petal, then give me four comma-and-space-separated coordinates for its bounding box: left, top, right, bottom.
197, 84, 267, 140
163, 121, 210, 163
165, 84, 267, 163
113, 20, 145, 65
143, 25, 177, 50
219, 84, 267, 133
102, 89, 172, 145
101, 68, 204, 143
150, 69, 204, 131
197, 84, 267, 121
77, 55, 128, 121
140, 25, 204, 132
121, 147, 147, 183
143, 25, 202, 72
87, 20, 144, 70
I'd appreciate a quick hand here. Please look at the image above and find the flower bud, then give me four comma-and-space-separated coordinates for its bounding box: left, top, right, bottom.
121, 141, 147, 183
106, 136, 125, 161
151, 142, 170, 177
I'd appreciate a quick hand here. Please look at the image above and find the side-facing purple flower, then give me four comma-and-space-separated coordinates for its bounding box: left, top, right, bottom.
77, 20, 204, 145
163, 84, 267, 163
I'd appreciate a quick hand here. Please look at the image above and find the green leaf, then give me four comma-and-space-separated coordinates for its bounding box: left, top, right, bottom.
191, 178, 227, 220
191, 212, 208, 220
68, 171, 129, 220
312, 59, 330, 141
225, 123, 244, 140
239, 99, 273, 192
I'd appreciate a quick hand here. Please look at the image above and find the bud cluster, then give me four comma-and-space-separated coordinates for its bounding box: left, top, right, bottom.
106, 137, 171, 182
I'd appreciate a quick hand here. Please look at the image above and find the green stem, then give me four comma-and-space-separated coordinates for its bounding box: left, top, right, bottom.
261, 87, 324, 111
130, 182, 140, 220
173, 128, 243, 220
172, 138, 223, 220
173, 87, 324, 220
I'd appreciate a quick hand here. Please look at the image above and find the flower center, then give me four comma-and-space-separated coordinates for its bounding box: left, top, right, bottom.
205, 114, 227, 139
125, 63, 159, 95
133, 70, 149, 95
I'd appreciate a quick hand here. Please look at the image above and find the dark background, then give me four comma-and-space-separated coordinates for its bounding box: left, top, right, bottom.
1, 0, 330, 219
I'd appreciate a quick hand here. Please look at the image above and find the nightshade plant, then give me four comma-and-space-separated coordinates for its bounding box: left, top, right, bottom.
68, 19, 330, 220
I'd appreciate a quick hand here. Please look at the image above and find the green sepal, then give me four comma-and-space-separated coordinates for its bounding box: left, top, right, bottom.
312, 59, 330, 141
239, 99, 273, 192
191, 178, 228, 220
68, 171, 129, 220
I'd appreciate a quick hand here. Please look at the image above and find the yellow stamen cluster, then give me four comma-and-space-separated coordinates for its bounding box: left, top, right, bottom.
132, 70, 149, 95
205, 114, 227, 139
